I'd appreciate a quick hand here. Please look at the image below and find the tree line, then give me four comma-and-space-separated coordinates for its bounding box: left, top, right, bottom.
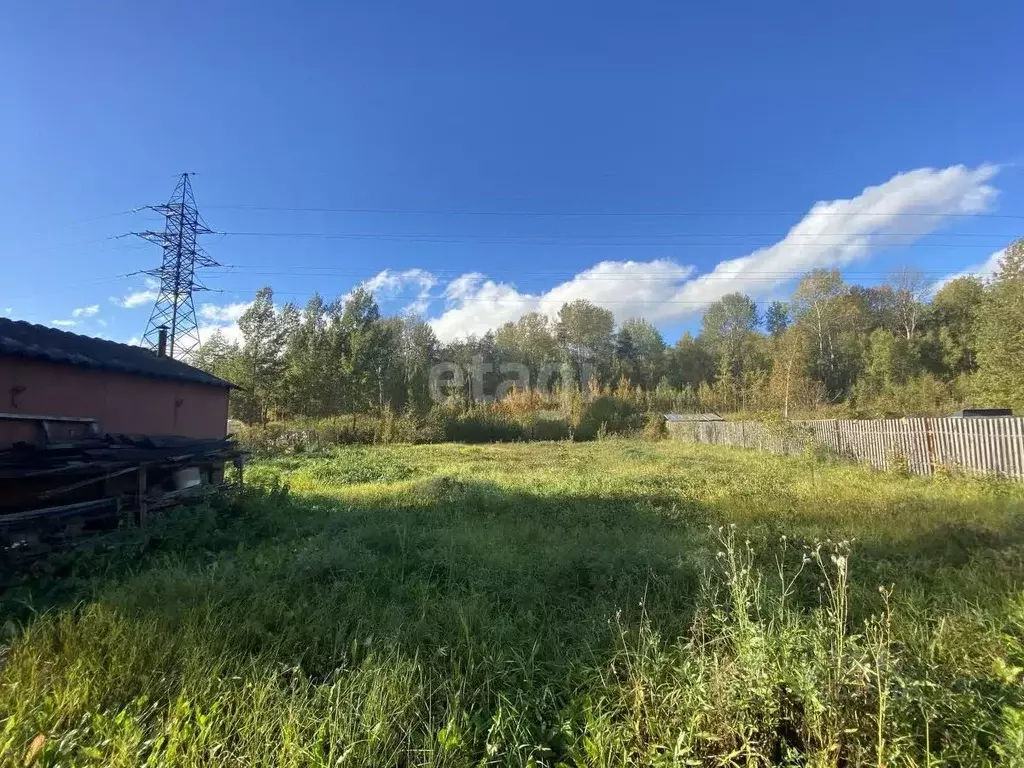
193, 239, 1024, 424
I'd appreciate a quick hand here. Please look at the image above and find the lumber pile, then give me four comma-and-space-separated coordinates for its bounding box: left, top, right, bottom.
0, 434, 243, 564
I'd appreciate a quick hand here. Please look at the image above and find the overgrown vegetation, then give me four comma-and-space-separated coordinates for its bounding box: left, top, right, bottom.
233, 387, 650, 454
195, 240, 1024, 424
2, 441, 1023, 765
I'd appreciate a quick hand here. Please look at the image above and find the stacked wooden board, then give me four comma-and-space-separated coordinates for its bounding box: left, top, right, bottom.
0, 434, 243, 567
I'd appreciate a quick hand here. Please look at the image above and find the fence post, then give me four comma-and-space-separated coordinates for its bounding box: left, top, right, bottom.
924, 418, 937, 475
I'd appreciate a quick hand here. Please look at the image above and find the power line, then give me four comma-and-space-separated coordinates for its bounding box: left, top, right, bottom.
207, 230, 1015, 247
204, 204, 1024, 220
201, 269, 982, 282
208, 263, 986, 275
177, 291, 904, 307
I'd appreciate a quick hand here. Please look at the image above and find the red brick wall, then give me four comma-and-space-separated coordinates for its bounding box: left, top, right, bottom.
0, 357, 229, 447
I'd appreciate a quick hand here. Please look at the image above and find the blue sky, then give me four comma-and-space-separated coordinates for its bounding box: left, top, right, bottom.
3, 1, 1023, 344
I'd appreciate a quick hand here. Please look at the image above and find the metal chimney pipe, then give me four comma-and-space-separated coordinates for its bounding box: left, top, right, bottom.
157, 326, 168, 358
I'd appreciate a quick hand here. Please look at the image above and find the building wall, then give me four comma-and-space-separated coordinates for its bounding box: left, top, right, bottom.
0, 357, 229, 447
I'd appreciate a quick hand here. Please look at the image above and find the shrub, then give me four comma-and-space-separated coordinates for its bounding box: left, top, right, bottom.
575, 395, 644, 440
642, 412, 667, 440
523, 413, 571, 441
443, 407, 524, 443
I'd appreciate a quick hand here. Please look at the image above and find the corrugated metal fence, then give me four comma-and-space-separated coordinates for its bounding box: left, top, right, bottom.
667, 417, 1024, 480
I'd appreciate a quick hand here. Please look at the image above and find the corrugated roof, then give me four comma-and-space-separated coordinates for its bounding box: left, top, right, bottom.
664, 412, 725, 422
0, 318, 234, 389
948, 408, 1013, 418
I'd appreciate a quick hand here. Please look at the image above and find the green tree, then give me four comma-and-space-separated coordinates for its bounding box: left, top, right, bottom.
768, 324, 818, 417
494, 311, 559, 385
337, 288, 392, 412
668, 332, 715, 389
975, 239, 1024, 410
614, 318, 665, 389
398, 315, 439, 414
235, 287, 294, 424
700, 292, 760, 384
282, 293, 338, 417
860, 327, 915, 397
765, 301, 790, 337
847, 285, 896, 332
554, 299, 615, 388
929, 276, 985, 378
791, 269, 852, 400
190, 329, 240, 385
887, 266, 929, 340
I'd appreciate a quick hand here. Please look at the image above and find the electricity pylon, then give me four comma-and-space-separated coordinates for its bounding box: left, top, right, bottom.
134, 173, 218, 359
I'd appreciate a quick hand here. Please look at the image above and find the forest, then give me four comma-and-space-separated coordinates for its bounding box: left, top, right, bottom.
193, 238, 1024, 424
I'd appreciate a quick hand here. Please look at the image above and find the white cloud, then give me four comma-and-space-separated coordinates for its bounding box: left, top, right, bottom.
71, 304, 100, 318
932, 247, 1005, 292
670, 164, 998, 308
199, 301, 252, 323
361, 268, 438, 315
192, 301, 252, 347
428, 260, 696, 342
198, 323, 244, 345
114, 278, 160, 309
424, 163, 999, 340
52, 319, 77, 328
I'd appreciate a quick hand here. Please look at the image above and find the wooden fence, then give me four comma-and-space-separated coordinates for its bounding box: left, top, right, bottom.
666, 417, 1024, 480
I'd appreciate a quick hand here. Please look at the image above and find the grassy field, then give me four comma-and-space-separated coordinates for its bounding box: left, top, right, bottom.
1, 440, 1023, 766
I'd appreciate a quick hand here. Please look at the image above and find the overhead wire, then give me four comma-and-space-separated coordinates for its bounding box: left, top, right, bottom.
202, 204, 1024, 220
207, 230, 1014, 247
8, 200, 1012, 309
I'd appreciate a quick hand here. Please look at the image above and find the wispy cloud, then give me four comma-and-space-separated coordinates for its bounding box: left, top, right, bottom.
199, 301, 252, 323
52, 319, 78, 328
194, 300, 253, 346
197, 323, 244, 345
932, 247, 1006, 292
71, 304, 100, 318
360, 268, 438, 315
418, 164, 999, 341
114, 278, 160, 309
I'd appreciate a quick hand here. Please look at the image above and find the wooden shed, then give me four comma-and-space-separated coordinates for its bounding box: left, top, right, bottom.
0, 318, 233, 448
663, 412, 725, 439
0, 319, 240, 559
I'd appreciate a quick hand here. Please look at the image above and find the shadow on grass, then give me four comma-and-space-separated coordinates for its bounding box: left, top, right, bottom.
2, 481, 715, 675
5, 475, 1022, 671
3, 473, 1023, 766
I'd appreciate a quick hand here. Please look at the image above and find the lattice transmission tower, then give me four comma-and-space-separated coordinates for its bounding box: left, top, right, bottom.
133, 173, 219, 359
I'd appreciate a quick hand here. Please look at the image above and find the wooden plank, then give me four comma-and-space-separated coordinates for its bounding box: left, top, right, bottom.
0, 497, 117, 526
1014, 419, 1024, 479
136, 465, 148, 528
968, 419, 979, 476
952, 419, 965, 474
1013, 419, 1023, 479
990, 419, 1002, 476
978, 418, 989, 475
38, 464, 141, 500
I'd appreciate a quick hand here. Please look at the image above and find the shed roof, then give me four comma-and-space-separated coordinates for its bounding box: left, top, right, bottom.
664, 412, 725, 422
0, 318, 234, 389
948, 408, 1013, 418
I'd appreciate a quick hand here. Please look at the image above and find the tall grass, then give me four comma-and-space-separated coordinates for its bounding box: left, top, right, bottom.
1, 441, 1022, 766
234, 391, 650, 454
